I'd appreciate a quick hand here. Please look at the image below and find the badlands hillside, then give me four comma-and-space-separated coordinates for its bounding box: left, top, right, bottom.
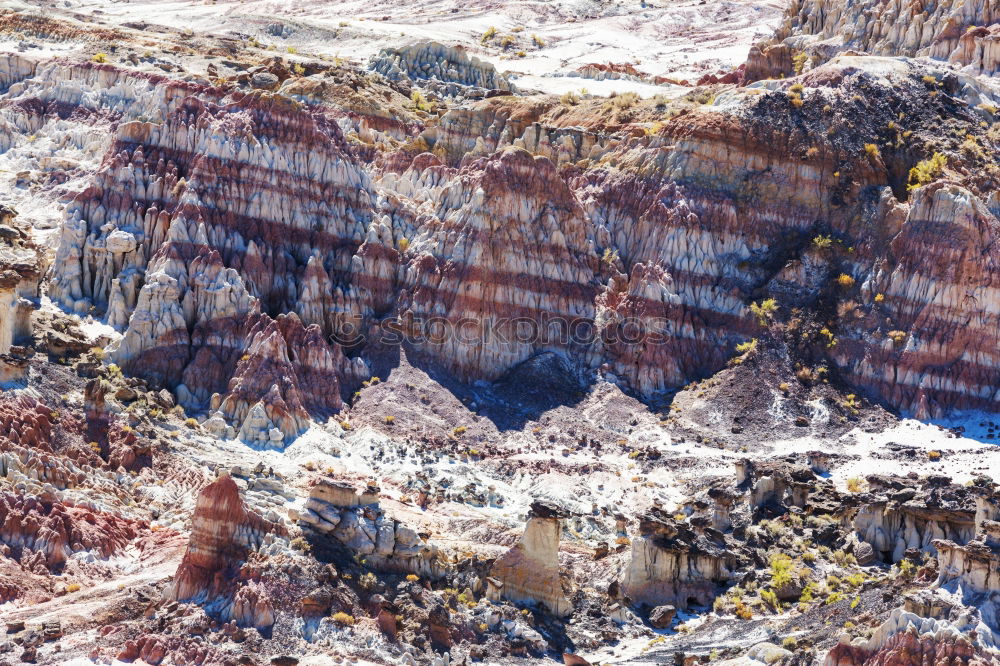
5, 0, 1000, 664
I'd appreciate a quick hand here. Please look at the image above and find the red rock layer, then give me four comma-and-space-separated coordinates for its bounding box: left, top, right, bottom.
37, 55, 1000, 424
43, 69, 374, 438
171, 475, 281, 629
745, 0, 1000, 80
397, 147, 600, 382
825, 628, 996, 666
0, 392, 148, 474
212, 312, 347, 440
0, 492, 142, 571
833, 183, 1000, 418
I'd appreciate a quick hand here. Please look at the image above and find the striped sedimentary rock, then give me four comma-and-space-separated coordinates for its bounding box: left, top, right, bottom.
397, 147, 601, 382
0, 491, 142, 571
746, 0, 1000, 80
41, 66, 375, 441
31, 52, 1000, 431
833, 184, 1000, 418
171, 474, 281, 629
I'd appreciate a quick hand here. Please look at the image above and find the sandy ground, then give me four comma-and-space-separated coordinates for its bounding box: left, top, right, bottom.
15, 0, 784, 95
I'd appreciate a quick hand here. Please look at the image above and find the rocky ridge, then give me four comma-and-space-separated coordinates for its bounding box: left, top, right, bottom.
6, 2, 1000, 666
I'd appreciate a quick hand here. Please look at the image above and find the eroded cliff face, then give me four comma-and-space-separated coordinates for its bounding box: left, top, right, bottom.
621, 508, 735, 610
825, 518, 1000, 665
37, 62, 372, 442
745, 0, 1000, 81
17, 45, 1000, 436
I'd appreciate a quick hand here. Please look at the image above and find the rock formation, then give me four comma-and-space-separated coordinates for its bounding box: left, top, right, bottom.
486, 501, 572, 617
851, 475, 981, 563
0, 207, 39, 357
171, 474, 282, 630
620, 507, 736, 609
293, 478, 443, 577
23, 39, 1000, 440
745, 0, 1000, 81
42, 63, 370, 441
827, 490, 1000, 665
0, 491, 142, 572
396, 147, 600, 384
371, 41, 516, 95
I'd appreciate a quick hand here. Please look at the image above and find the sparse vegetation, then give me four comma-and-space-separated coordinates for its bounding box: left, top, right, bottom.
734, 601, 753, 619
750, 298, 778, 326
735, 338, 758, 355
411, 90, 432, 112
612, 91, 639, 109
908, 152, 947, 190
887, 330, 907, 344
895, 559, 915, 579
332, 612, 356, 626
792, 52, 809, 75
769, 553, 794, 590
480, 26, 498, 44
812, 235, 835, 250
560, 90, 580, 106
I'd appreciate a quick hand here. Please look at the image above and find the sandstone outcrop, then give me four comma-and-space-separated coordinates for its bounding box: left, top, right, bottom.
170, 474, 282, 629
0, 208, 40, 357
825, 595, 1000, 666
397, 147, 599, 384
746, 0, 1000, 81
486, 500, 572, 617
293, 478, 443, 578
827, 488, 1000, 665
41, 63, 371, 442
621, 507, 736, 609
371, 41, 515, 95
0, 491, 142, 572
33, 48, 1000, 437
851, 475, 981, 563
415, 97, 612, 169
